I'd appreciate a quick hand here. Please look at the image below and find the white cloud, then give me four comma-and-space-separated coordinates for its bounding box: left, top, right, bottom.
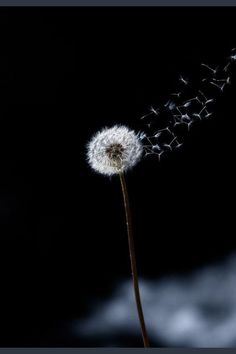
73, 254, 236, 347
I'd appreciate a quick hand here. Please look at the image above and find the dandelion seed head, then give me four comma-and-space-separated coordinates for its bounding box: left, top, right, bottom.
87, 125, 143, 176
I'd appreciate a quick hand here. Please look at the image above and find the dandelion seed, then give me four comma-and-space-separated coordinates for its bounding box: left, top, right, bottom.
159, 126, 173, 135
140, 112, 152, 120
198, 90, 214, 105
174, 121, 182, 127
224, 62, 231, 72
171, 92, 181, 98
144, 151, 153, 157
176, 106, 184, 115
206, 98, 214, 104
181, 113, 191, 122
168, 102, 176, 111
184, 96, 203, 105
187, 121, 194, 131
145, 123, 152, 129
165, 100, 176, 111
201, 63, 218, 74
138, 131, 146, 141
193, 112, 202, 120
180, 101, 191, 108
210, 81, 226, 91
150, 106, 159, 115
163, 136, 177, 151
204, 110, 213, 118
158, 151, 164, 161
153, 131, 162, 138
152, 144, 161, 151
212, 78, 227, 83
179, 75, 188, 85
176, 141, 183, 149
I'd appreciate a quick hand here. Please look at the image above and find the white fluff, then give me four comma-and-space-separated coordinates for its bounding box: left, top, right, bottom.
87, 125, 143, 176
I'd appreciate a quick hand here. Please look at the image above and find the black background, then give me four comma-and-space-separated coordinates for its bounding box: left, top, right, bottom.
0, 6, 235, 347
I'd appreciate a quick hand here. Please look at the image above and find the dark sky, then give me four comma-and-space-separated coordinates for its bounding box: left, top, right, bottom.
0, 6, 235, 347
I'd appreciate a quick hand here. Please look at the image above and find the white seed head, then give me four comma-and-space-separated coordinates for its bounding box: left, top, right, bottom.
87, 125, 143, 176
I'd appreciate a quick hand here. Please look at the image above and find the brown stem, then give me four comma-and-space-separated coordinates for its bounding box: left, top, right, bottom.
119, 172, 150, 348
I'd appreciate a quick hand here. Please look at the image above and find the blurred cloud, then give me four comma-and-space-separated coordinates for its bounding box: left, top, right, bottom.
73, 254, 236, 347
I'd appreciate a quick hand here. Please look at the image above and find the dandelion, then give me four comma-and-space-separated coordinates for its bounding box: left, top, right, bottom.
87, 125, 150, 347
87, 125, 142, 176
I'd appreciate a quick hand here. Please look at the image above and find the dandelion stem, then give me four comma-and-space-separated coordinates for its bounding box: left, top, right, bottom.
119, 172, 150, 348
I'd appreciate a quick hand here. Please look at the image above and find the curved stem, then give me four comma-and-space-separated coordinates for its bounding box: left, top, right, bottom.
119, 172, 150, 348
